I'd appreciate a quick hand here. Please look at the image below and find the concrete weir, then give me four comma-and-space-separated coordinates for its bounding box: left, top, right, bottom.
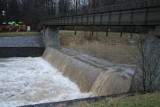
0, 33, 133, 106
42, 47, 132, 96
0, 47, 134, 107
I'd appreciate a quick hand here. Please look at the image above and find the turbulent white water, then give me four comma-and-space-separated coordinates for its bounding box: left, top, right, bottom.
0, 57, 91, 107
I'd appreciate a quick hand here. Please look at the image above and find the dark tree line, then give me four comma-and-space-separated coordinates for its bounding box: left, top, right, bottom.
35, 0, 124, 18
0, 0, 41, 29
0, 0, 20, 22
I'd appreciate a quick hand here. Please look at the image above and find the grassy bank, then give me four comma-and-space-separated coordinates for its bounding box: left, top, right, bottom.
68, 92, 160, 107
60, 30, 147, 46
0, 32, 41, 37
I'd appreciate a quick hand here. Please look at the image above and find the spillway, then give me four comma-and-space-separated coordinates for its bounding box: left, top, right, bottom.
43, 47, 134, 96
0, 47, 134, 107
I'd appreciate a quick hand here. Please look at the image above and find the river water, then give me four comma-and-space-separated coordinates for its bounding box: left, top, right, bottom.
0, 57, 90, 107
60, 43, 138, 74
58, 43, 137, 96
63, 43, 139, 65
0, 43, 138, 106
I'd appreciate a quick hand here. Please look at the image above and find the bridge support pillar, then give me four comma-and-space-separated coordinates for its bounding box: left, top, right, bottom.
155, 26, 160, 37
42, 26, 60, 48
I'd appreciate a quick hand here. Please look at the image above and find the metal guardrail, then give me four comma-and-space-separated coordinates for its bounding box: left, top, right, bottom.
42, 0, 160, 20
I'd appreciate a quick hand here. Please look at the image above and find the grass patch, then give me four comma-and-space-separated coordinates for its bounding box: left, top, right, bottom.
0, 32, 41, 37
69, 92, 160, 107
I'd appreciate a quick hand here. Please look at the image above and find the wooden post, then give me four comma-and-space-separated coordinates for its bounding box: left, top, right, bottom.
131, 27, 133, 39
92, 31, 94, 37
155, 26, 160, 36
120, 31, 123, 37
84, 27, 87, 37
74, 26, 77, 35
131, 33, 133, 39
106, 27, 109, 37
120, 27, 123, 37
106, 29, 108, 37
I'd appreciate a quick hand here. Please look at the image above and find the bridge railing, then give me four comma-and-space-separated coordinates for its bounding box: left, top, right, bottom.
42, 0, 160, 20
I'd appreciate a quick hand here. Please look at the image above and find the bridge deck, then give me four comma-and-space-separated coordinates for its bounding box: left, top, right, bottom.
41, 0, 160, 26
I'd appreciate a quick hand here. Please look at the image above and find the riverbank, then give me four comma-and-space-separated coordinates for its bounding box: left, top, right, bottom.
60, 30, 146, 46
0, 32, 41, 37
59, 31, 159, 107
68, 92, 160, 107
60, 30, 143, 64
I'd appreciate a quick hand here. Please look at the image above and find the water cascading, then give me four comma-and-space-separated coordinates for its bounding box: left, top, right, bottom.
0, 47, 134, 107
0, 57, 90, 107
42, 47, 134, 96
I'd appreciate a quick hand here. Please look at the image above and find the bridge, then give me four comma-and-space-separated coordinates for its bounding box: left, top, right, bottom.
40, 0, 160, 47
41, 0, 160, 26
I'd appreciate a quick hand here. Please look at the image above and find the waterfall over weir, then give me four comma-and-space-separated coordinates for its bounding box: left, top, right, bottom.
0, 47, 134, 106
43, 47, 134, 96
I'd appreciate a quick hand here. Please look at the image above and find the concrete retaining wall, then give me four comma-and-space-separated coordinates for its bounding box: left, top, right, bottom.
42, 26, 60, 47
0, 35, 44, 47
0, 47, 45, 58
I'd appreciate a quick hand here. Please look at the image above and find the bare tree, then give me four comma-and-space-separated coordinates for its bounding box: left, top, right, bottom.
131, 30, 160, 93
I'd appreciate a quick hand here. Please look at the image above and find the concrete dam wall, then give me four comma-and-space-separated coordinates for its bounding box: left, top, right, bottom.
42, 47, 133, 96
0, 35, 44, 47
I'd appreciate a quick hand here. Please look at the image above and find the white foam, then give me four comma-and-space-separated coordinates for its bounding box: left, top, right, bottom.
0, 57, 91, 107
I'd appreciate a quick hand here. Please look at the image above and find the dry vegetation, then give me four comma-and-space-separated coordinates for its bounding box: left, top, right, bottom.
60, 30, 147, 46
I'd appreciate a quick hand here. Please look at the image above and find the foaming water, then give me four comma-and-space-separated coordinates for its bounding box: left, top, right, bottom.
0, 57, 91, 107
43, 48, 135, 96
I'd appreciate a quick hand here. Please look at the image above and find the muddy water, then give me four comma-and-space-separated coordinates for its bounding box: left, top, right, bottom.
59, 43, 138, 96
64, 43, 139, 65
0, 57, 90, 107
0, 43, 139, 106
43, 47, 135, 96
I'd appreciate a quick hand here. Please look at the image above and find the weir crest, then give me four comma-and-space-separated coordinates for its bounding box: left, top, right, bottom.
42, 47, 134, 96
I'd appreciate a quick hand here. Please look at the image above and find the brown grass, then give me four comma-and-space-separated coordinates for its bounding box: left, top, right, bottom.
60, 30, 147, 46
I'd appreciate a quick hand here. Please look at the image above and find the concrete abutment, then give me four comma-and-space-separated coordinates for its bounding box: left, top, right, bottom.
131, 26, 160, 92
42, 26, 60, 48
